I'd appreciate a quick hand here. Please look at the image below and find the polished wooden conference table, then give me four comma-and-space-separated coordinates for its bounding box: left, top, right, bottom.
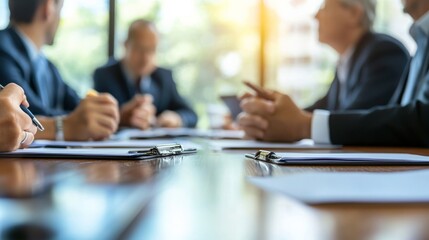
1, 139, 429, 240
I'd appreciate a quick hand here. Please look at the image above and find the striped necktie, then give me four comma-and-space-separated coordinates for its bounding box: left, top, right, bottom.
34, 55, 52, 108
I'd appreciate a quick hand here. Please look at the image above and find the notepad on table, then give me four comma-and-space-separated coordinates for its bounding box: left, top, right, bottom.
0, 144, 197, 160
115, 128, 245, 140
245, 151, 429, 165
211, 139, 341, 151
30, 139, 200, 149
248, 169, 429, 204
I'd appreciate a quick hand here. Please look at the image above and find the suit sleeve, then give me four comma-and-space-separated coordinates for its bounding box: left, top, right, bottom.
0, 54, 74, 116
93, 68, 109, 93
344, 40, 409, 110
165, 72, 198, 128
329, 101, 429, 147
93, 69, 108, 92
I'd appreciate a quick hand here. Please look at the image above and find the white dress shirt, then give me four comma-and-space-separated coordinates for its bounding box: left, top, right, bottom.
311, 46, 355, 144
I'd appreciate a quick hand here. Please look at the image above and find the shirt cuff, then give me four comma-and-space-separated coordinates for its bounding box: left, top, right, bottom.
311, 110, 331, 144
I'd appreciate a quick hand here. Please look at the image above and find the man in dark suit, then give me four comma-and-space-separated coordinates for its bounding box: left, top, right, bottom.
306, 0, 409, 111
94, 19, 198, 130
238, 0, 429, 147
0, 0, 120, 141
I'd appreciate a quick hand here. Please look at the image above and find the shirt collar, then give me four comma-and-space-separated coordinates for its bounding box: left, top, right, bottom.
337, 46, 356, 84
14, 27, 40, 62
410, 11, 429, 42
121, 60, 137, 85
121, 60, 151, 87
339, 46, 355, 67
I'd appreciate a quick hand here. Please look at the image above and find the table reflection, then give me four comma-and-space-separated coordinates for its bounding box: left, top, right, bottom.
0, 161, 48, 199
83, 157, 183, 185
0, 156, 183, 240
245, 160, 281, 177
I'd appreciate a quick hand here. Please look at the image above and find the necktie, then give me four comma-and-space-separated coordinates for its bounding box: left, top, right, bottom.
332, 67, 347, 110
138, 76, 152, 95
401, 27, 429, 105
34, 55, 51, 108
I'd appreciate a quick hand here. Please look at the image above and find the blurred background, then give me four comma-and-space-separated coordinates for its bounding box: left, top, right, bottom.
0, 0, 414, 128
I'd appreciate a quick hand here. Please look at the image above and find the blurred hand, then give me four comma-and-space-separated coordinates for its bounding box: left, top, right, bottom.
238, 91, 312, 142
63, 93, 120, 141
157, 110, 183, 128
120, 94, 156, 130
222, 114, 241, 130
0, 83, 37, 151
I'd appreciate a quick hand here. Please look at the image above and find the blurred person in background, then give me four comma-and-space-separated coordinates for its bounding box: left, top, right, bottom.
94, 19, 198, 130
0, 0, 120, 141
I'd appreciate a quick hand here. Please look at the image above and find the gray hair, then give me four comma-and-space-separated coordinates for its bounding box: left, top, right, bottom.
341, 0, 377, 29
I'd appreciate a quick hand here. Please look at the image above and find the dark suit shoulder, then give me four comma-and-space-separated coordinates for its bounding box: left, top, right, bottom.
0, 28, 27, 62
362, 32, 409, 55
154, 67, 172, 74
0, 28, 15, 51
94, 60, 121, 76
93, 60, 124, 88
151, 67, 175, 86
152, 67, 173, 78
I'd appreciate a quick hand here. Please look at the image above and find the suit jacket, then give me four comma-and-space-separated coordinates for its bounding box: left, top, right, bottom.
306, 32, 410, 111
0, 27, 80, 116
93, 61, 198, 128
329, 37, 429, 147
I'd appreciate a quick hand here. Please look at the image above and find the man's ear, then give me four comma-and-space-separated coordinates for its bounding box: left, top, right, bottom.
348, 4, 365, 27
40, 0, 56, 22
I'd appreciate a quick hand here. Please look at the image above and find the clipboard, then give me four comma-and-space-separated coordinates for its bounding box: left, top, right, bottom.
245, 150, 429, 166
0, 144, 197, 160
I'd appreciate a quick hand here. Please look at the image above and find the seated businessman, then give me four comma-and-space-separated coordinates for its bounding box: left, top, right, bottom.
94, 19, 198, 130
0, 0, 120, 141
0, 83, 37, 152
238, 0, 429, 147
306, 0, 409, 111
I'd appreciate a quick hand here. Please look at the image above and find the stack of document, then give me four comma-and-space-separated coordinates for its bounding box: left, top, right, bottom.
211, 139, 341, 151
245, 152, 429, 165
0, 140, 200, 160
249, 169, 429, 203
0, 147, 197, 160
30, 139, 200, 149
115, 128, 245, 140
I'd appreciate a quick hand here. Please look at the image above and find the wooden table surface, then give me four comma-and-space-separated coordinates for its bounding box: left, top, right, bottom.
1, 141, 429, 240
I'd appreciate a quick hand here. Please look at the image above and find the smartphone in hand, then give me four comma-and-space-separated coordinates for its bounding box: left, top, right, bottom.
220, 95, 242, 120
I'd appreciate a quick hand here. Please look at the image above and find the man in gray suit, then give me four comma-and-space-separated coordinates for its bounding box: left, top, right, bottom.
306, 0, 409, 111
238, 0, 429, 147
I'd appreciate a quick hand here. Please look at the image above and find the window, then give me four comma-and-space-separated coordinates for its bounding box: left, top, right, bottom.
0, 0, 8, 28
114, 0, 260, 127
44, 0, 109, 96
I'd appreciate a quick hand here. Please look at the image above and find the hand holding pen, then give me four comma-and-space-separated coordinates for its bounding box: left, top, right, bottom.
242, 81, 276, 101
0, 83, 40, 151
0, 84, 44, 132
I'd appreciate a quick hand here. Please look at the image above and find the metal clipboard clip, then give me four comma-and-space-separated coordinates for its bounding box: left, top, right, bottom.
128, 143, 197, 158
245, 150, 282, 164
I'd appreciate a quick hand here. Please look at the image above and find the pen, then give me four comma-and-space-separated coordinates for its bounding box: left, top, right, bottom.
0, 84, 45, 131
86, 89, 99, 97
244, 81, 275, 101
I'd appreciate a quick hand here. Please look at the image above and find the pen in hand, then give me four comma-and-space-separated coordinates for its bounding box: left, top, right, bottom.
0, 84, 45, 131
243, 81, 275, 101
